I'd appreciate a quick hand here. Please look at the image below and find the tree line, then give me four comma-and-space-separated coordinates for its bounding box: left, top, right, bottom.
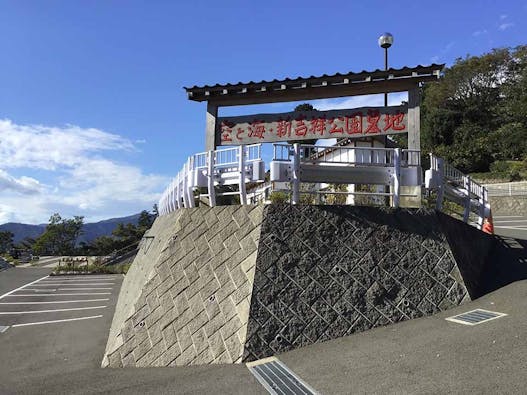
0, 207, 157, 257
421, 45, 527, 179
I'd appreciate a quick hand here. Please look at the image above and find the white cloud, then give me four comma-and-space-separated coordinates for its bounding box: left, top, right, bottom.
472, 29, 488, 37
430, 41, 455, 63
0, 170, 43, 195
500, 14, 508, 20
498, 22, 514, 31
311, 92, 408, 111
0, 119, 168, 224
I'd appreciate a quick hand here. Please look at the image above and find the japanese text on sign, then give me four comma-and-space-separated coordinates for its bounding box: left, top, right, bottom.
217, 106, 408, 145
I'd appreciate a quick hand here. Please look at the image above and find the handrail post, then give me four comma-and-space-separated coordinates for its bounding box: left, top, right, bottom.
168, 182, 174, 213
176, 172, 182, 209
393, 148, 401, 208
187, 157, 195, 208
462, 175, 471, 223
239, 145, 247, 205
207, 150, 216, 207
478, 187, 487, 229
436, 158, 444, 210
292, 143, 301, 204
181, 163, 188, 208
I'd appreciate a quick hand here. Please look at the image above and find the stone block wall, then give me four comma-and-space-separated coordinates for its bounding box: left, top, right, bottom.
104, 204, 508, 367
103, 205, 264, 367
242, 205, 468, 361
489, 196, 527, 216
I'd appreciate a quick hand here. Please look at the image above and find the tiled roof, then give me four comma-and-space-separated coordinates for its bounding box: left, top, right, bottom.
184, 64, 444, 103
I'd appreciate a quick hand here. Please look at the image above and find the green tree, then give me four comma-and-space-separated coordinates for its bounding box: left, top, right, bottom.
291, 103, 318, 149
33, 214, 84, 255
421, 46, 527, 173
0, 231, 14, 253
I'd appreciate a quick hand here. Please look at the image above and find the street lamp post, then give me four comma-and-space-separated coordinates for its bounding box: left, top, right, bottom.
378, 32, 394, 107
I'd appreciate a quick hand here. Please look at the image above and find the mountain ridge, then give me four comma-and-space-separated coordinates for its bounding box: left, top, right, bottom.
0, 213, 141, 245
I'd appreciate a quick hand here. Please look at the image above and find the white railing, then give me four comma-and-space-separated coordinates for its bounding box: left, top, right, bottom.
426, 153, 490, 228
483, 181, 527, 197
270, 143, 423, 208
159, 144, 265, 215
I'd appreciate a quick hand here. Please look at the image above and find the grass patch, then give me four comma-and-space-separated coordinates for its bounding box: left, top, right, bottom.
53, 261, 130, 275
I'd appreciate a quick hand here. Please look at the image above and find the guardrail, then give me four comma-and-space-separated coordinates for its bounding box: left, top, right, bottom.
270, 143, 422, 207
482, 181, 527, 197
426, 153, 489, 227
160, 143, 424, 215
159, 144, 265, 215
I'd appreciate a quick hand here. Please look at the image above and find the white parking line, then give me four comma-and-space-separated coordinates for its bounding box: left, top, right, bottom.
58, 287, 112, 290
0, 306, 106, 314
6, 293, 112, 296
21, 288, 57, 292
0, 276, 49, 300
49, 276, 120, 280
0, 299, 109, 304
494, 226, 527, 230
494, 215, 524, 219
31, 283, 115, 286
11, 315, 104, 327
42, 278, 117, 281
493, 220, 527, 223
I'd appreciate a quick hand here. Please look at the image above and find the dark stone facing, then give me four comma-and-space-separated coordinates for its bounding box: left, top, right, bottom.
243, 205, 469, 362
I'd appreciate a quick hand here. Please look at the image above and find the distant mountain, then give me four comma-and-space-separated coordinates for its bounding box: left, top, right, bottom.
0, 213, 141, 245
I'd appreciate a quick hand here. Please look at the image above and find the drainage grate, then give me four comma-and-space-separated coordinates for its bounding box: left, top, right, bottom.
445, 309, 507, 326
0, 325, 9, 333
247, 357, 319, 395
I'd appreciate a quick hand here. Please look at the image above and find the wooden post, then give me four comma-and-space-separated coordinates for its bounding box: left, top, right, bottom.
407, 86, 421, 151
206, 102, 218, 151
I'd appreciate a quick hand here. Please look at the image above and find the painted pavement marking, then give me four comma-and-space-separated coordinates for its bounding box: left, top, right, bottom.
0, 305, 106, 314
4, 293, 112, 296
58, 287, 113, 290
11, 315, 103, 327
0, 276, 49, 300
0, 299, 109, 305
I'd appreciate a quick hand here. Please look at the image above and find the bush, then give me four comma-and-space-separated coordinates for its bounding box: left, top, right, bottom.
269, 191, 289, 204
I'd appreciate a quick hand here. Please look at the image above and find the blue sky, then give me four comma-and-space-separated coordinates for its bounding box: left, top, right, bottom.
1, 0, 525, 224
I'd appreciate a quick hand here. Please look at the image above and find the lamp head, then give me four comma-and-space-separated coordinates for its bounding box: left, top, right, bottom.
378, 33, 394, 49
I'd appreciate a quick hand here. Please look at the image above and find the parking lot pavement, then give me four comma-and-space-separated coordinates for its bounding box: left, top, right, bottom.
0, 272, 124, 393
0, 274, 121, 329
494, 215, 527, 240
0, 270, 266, 394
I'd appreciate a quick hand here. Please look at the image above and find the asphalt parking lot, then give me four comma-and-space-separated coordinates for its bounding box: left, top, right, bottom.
0, 273, 121, 330
494, 215, 527, 240
0, 268, 266, 395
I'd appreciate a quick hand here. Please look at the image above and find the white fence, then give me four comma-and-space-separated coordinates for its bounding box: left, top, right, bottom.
270, 144, 422, 207
158, 144, 265, 215
158, 145, 492, 231
425, 153, 489, 228
483, 181, 527, 197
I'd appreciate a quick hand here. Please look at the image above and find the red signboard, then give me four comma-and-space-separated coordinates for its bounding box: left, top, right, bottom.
217, 106, 407, 145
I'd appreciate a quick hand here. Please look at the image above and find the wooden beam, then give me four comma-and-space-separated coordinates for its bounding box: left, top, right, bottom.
205, 102, 218, 151
407, 86, 420, 151
204, 77, 430, 107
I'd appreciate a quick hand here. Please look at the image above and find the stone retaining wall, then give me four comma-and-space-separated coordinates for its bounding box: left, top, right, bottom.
104, 204, 506, 367
103, 205, 264, 367
489, 196, 527, 216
